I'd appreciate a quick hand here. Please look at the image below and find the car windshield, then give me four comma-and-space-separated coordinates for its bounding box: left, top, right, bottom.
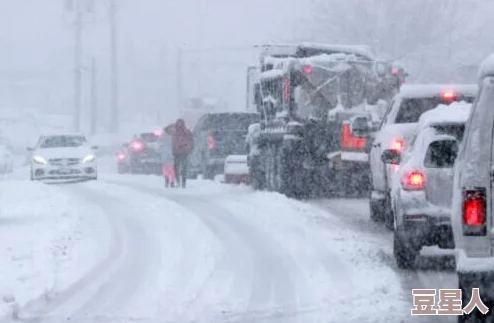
38, 135, 86, 148
395, 96, 475, 124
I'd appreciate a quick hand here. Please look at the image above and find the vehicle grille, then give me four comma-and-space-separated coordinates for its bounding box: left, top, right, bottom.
49, 158, 80, 166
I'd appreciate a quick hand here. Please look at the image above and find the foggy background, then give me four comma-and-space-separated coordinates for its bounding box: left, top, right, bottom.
0, 0, 492, 136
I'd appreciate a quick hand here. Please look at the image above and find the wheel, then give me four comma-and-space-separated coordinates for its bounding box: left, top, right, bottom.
369, 196, 384, 222
393, 232, 419, 269
384, 195, 394, 230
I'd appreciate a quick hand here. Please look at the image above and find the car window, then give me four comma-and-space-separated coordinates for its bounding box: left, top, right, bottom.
395, 96, 475, 124
432, 124, 465, 142
424, 140, 459, 168
39, 135, 87, 148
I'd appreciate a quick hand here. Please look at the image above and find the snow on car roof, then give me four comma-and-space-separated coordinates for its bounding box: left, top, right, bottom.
39, 132, 86, 138
478, 53, 494, 79
417, 101, 471, 129
259, 69, 285, 80
397, 84, 478, 99
299, 42, 374, 59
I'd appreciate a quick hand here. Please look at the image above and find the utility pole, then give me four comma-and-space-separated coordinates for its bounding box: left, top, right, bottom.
73, 3, 83, 132
90, 57, 97, 135
177, 46, 183, 116
110, 0, 119, 133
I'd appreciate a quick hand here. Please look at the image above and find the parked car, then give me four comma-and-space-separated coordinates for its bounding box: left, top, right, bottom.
369, 84, 477, 230
189, 112, 261, 179
451, 54, 494, 321
384, 102, 470, 269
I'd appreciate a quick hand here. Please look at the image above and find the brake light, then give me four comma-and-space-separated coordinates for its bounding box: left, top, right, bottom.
153, 129, 163, 137
341, 124, 366, 149
401, 170, 426, 191
441, 91, 457, 103
303, 64, 313, 75
391, 138, 405, 151
117, 152, 126, 160
391, 68, 399, 76
208, 135, 215, 150
131, 140, 144, 152
463, 189, 486, 229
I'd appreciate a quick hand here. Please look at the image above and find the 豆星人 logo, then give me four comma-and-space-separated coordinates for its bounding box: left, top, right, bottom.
411, 288, 489, 315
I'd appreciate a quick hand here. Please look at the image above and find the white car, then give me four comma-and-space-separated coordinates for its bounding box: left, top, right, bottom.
383, 102, 471, 269
29, 133, 98, 181
451, 54, 494, 320
369, 84, 477, 230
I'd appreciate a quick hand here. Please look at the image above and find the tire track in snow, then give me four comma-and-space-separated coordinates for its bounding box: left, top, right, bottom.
311, 198, 456, 323
103, 179, 304, 323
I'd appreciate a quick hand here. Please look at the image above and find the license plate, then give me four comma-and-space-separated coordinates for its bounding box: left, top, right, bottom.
58, 167, 72, 174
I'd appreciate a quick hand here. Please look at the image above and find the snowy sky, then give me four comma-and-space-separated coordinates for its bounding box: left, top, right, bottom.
0, 0, 310, 130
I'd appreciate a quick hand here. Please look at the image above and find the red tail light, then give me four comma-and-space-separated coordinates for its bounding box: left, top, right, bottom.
463, 190, 486, 226
341, 124, 367, 150
441, 91, 457, 104
117, 152, 126, 160
391, 138, 405, 151
303, 64, 313, 75
391, 68, 399, 76
131, 140, 144, 152
401, 170, 426, 191
153, 129, 163, 137
208, 135, 215, 150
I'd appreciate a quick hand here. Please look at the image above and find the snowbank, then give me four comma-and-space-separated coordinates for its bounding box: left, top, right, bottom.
0, 180, 110, 319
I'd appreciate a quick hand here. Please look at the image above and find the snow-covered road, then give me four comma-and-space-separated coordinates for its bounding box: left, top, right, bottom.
0, 167, 458, 322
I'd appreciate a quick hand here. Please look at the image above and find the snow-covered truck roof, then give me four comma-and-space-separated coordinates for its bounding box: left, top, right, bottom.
259, 43, 374, 61
397, 84, 478, 99
417, 101, 472, 130
478, 53, 494, 79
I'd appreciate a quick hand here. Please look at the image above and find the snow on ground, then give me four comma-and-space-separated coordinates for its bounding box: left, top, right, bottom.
0, 179, 110, 320
100, 173, 411, 322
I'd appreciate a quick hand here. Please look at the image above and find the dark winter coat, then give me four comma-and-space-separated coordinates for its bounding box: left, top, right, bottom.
164, 119, 194, 157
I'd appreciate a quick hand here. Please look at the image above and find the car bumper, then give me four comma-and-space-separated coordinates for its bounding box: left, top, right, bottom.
32, 162, 97, 180
457, 250, 494, 299
396, 190, 454, 248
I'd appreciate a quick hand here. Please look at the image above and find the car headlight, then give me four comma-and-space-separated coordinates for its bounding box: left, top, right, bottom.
32, 155, 47, 165
81, 154, 95, 163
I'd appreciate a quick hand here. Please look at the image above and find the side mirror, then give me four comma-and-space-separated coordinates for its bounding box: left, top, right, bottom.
381, 149, 401, 165
91, 145, 99, 150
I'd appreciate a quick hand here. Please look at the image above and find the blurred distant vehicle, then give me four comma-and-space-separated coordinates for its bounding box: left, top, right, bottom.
116, 143, 130, 174
224, 155, 250, 184
189, 112, 261, 180
0, 145, 14, 174
127, 131, 163, 174
28, 133, 98, 181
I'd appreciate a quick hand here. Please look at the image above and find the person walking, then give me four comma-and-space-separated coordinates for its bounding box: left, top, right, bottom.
164, 118, 194, 188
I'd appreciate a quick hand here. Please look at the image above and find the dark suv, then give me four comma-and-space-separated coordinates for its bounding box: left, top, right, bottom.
127, 132, 163, 174
189, 112, 261, 179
